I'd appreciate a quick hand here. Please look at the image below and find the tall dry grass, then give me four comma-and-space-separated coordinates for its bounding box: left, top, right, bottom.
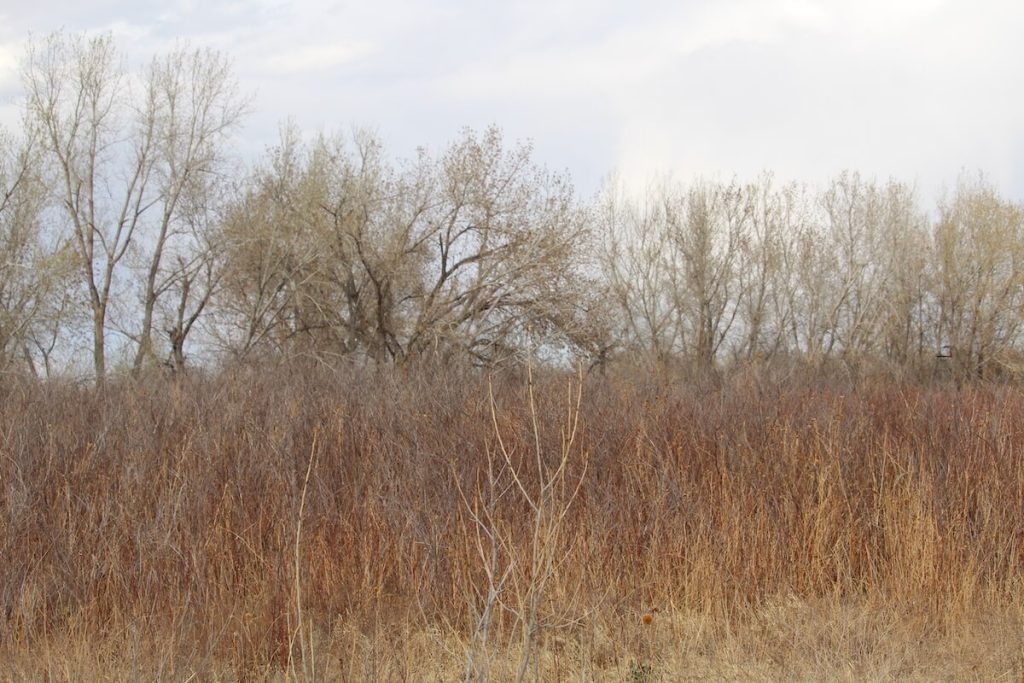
1, 364, 1023, 680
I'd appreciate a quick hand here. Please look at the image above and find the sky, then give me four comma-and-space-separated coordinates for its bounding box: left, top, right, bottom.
1, 0, 1023, 201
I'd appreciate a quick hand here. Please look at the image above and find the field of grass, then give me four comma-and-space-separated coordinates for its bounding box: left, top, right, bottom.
2, 364, 1023, 680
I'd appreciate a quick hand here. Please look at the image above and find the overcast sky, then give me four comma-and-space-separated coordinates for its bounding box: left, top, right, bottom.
1, 0, 1022, 201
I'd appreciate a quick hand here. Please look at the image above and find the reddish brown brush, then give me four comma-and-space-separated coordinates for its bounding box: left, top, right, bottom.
1, 365, 1022, 679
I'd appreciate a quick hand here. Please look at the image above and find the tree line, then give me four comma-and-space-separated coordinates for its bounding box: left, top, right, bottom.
2, 32, 1023, 382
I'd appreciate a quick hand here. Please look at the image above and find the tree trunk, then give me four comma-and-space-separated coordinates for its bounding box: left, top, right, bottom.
92, 308, 106, 385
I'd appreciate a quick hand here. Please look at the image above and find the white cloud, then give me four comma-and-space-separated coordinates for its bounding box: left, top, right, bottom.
0, 36, 23, 133
90, 19, 154, 42
0, 0, 1021, 199
0, 42, 17, 90
593, 0, 1024, 198
263, 42, 372, 74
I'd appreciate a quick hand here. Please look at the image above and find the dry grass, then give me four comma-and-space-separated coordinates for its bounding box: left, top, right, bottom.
2, 363, 1024, 680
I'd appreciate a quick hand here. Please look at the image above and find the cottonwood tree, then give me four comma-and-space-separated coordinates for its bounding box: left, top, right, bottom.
313, 127, 434, 364
159, 177, 232, 371
599, 181, 682, 366
782, 174, 905, 365
0, 128, 42, 372
212, 125, 401, 362
598, 174, 940, 375
21, 32, 246, 381
933, 175, 1024, 377
216, 126, 591, 367
872, 181, 930, 368
820, 173, 877, 356
0, 126, 76, 375
815, 172, 929, 362
130, 47, 247, 373
733, 175, 801, 362
667, 180, 749, 368
406, 127, 590, 364
212, 129, 325, 359
599, 178, 752, 370
783, 176, 867, 362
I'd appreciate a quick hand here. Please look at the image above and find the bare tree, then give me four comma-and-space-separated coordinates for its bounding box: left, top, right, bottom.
933, 174, 1024, 377
21, 32, 246, 382
130, 46, 248, 374
599, 178, 751, 371
22, 33, 140, 382
404, 127, 589, 365
215, 126, 591, 367
873, 181, 931, 369
734, 175, 801, 362
598, 180, 682, 366
212, 131, 324, 359
666, 180, 749, 368
0, 126, 77, 376
160, 184, 229, 372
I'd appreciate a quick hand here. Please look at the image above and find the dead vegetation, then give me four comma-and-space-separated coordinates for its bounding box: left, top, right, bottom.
1, 364, 1024, 680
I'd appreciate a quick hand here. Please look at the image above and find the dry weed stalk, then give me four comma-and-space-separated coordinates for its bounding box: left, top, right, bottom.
458, 360, 589, 682
288, 429, 319, 681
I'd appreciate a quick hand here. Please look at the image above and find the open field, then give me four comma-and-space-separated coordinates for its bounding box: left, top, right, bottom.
2, 365, 1024, 680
